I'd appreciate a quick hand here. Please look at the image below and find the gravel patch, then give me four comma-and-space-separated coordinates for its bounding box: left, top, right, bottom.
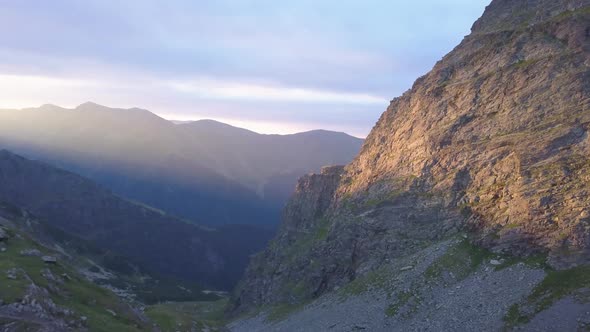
391, 264, 545, 332
229, 240, 547, 332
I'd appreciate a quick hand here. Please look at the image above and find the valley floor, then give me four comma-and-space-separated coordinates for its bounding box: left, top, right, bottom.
229, 237, 590, 332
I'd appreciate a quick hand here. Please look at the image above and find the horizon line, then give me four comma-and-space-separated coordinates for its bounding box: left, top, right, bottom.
0, 101, 369, 139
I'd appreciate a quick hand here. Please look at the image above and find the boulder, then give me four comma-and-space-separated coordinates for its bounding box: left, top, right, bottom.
42, 256, 58, 264
6, 268, 18, 280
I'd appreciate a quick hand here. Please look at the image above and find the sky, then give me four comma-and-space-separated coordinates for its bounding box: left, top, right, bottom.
0, 0, 490, 137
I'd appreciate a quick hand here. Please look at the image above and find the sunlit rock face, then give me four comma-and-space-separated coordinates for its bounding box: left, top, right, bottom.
232, 0, 590, 314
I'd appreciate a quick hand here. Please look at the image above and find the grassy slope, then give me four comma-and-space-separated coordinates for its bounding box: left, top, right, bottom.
0, 227, 149, 331
145, 299, 229, 331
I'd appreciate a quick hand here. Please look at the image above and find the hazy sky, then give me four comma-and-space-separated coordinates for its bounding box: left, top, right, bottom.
0, 0, 490, 137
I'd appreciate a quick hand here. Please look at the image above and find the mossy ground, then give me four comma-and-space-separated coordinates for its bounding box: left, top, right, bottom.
424, 238, 495, 282
504, 264, 590, 328
340, 266, 390, 297
145, 299, 228, 331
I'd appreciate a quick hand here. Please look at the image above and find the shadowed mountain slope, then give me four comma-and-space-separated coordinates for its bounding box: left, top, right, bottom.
0, 150, 272, 290
0, 103, 362, 227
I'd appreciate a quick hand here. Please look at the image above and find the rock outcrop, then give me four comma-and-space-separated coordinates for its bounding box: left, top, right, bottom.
278, 166, 345, 243
233, 166, 344, 309
231, 0, 590, 316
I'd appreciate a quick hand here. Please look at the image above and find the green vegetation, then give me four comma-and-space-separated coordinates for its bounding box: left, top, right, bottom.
31, 214, 218, 305
425, 237, 548, 284
514, 58, 541, 69
56, 279, 143, 332
145, 299, 228, 332
424, 239, 494, 282
504, 265, 590, 327
364, 190, 404, 209
362, 176, 420, 210
504, 304, 529, 326
313, 217, 331, 242
529, 265, 590, 312
283, 217, 333, 263
0, 236, 42, 302
385, 290, 413, 317
504, 222, 520, 230
0, 227, 148, 331
340, 266, 390, 297
99, 272, 219, 305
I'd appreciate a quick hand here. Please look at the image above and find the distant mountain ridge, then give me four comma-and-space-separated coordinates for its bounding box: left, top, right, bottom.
0, 149, 272, 290
177, 119, 363, 197
0, 103, 363, 227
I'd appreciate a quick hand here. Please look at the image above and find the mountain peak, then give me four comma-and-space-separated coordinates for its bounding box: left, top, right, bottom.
75, 101, 104, 110
293, 129, 355, 138
38, 103, 61, 109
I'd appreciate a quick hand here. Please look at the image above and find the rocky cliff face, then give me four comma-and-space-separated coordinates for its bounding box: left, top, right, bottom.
232, 0, 590, 315
278, 166, 345, 241
233, 166, 344, 309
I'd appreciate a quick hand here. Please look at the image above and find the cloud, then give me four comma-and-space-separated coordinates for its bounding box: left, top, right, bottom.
0, 74, 101, 109
0, 0, 491, 136
167, 78, 387, 104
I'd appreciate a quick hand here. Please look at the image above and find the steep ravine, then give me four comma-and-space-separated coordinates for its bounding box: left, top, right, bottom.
230, 0, 590, 330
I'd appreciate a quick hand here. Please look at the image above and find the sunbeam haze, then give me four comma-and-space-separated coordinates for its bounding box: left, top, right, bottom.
0, 0, 488, 136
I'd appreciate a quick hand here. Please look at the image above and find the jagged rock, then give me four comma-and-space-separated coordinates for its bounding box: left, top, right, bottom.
279, 165, 345, 242
232, 166, 345, 310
